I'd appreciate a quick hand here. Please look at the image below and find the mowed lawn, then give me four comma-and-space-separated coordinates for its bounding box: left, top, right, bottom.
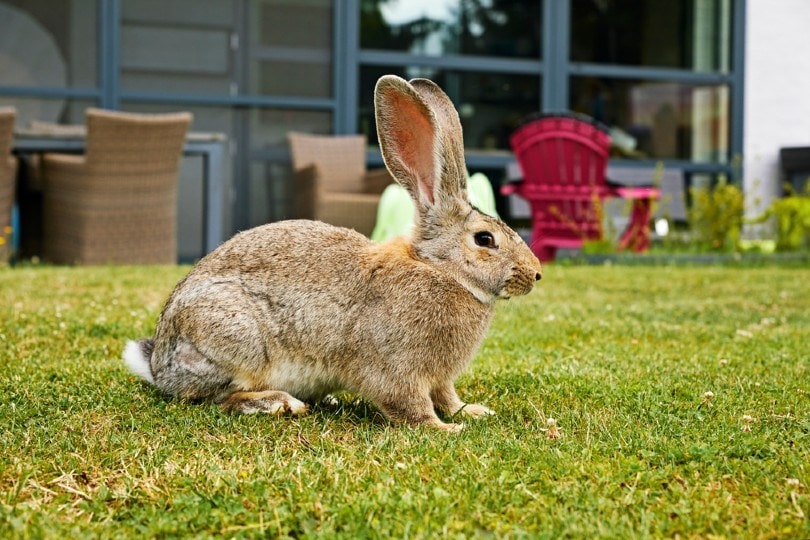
0, 263, 807, 538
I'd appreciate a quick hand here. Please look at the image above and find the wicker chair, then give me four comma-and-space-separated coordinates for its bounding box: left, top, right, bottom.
287, 132, 392, 237
0, 107, 18, 263
41, 108, 192, 265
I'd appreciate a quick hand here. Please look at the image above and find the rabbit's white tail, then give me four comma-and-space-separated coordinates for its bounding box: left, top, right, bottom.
123, 339, 155, 384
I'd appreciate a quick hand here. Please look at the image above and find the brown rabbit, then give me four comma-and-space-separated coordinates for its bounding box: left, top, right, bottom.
124, 75, 542, 432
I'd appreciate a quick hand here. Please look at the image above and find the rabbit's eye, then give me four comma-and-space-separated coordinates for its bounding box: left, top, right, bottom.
474, 231, 497, 249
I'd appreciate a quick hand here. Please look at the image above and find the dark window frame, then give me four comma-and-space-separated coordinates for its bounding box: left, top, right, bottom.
0, 0, 747, 235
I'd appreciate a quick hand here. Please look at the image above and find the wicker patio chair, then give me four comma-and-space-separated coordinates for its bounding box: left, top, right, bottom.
41, 108, 192, 265
287, 132, 392, 237
0, 107, 18, 263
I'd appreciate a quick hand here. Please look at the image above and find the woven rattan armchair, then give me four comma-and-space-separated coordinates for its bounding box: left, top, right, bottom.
287, 132, 392, 237
41, 108, 192, 265
0, 107, 17, 263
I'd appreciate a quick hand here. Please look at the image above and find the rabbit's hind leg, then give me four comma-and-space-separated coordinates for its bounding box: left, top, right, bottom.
431, 381, 495, 419
151, 340, 234, 402
377, 392, 463, 433
218, 390, 309, 416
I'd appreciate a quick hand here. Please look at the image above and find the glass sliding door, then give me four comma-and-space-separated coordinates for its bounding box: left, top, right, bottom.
570, 0, 731, 72
246, 0, 333, 99
568, 0, 734, 165
359, 65, 539, 152
357, 0, 544, 164
119, 0, 336, 238
241, 0, 335, 225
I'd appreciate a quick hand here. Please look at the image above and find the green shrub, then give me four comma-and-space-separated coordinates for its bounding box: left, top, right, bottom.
751, 185, 810, 252
688, 178, 744, 251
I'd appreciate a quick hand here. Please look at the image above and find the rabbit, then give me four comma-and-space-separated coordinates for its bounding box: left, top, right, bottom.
123, 75, 543, 432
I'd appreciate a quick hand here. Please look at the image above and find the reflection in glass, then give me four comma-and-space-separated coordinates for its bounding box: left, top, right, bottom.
570, 0, 731, 72
361, 0, 541, 58
360, 66, 539, 151
570, 77, 729, 162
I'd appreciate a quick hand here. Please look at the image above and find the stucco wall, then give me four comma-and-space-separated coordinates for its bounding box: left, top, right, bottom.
744, 0, 810, 219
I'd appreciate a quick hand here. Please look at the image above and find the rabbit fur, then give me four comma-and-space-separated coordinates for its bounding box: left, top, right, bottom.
124, 75, 543, 432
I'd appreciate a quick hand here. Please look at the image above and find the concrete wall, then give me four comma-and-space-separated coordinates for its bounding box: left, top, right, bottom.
744, 0, 810, 220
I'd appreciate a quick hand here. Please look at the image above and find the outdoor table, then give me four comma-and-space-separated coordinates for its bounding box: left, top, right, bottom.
12, 126, 228, 254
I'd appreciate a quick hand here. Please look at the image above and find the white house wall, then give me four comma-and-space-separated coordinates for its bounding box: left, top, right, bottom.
744, 0, 810, 220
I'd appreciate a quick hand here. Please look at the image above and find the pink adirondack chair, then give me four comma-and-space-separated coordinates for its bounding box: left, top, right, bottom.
502, 113, 660, 262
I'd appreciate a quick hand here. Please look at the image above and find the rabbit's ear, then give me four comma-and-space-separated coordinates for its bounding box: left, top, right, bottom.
408, 78, 468, 203
375, 75, 468, 215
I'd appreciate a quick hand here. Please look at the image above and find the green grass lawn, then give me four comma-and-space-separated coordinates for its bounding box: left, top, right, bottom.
0, 263, 808, 538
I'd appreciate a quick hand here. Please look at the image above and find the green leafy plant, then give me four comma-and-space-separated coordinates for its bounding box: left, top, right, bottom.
582, 164, 664, 255
688, 178, 744, 252
577, 192, 617, 255
750, 184, 810, 252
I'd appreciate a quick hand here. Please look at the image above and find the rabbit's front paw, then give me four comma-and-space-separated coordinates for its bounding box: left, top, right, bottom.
438, 421, 465, 433
219, 390, 309, 416
422, 417, 464, 432
459, 403, 495, 419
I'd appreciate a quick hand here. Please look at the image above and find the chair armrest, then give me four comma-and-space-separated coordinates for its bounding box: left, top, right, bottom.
41, 153, 87, 190
611, 186, 661, 200
42, 153, 86, 173
42, 152, 85, 167
1, 157, 17, 185
317, 192, 380, 237
319, 192, 380, 207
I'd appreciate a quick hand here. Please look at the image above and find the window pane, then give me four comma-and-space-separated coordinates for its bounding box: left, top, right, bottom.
570, 77, 729, 162
247, 0, 333, 98
570, 0, 731, 72
0, 96, 92, 128
121, 0, 333, 98
360, 66, 540, 151
120, 0, 235, 94
0, 1, 97, 102
252, 108, 332, 148
361, 0, 542, 59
